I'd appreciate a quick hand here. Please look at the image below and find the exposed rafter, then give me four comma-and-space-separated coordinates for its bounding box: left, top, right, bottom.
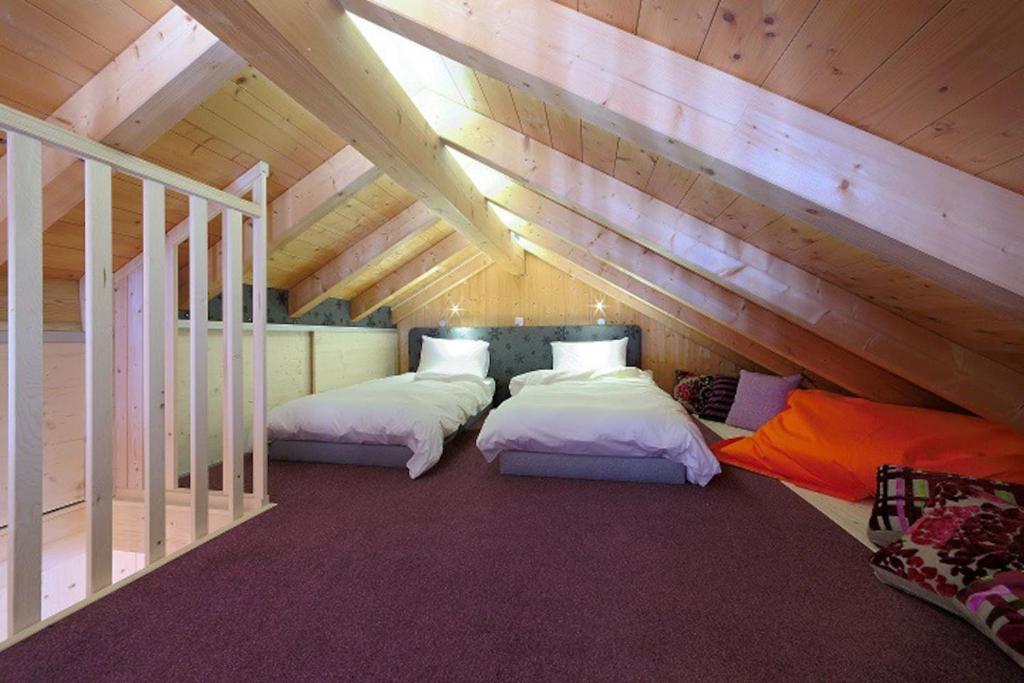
288, 201, 438, 316
173, 0, 524, 275
514, 238, 806, 383
500, 201, 947, 410
0, 7, 245, 264
343, 0, 1024, 316
114, 162, 267, 281
391, 251, 492, 322
349, 232, 475, 322
181, 146, 382, 302
417, 94, 1024, 428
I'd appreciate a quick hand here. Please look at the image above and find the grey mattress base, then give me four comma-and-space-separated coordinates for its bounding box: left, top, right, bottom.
268, 440, 413, 468
268, 405, 490, 469
498, 450, 689, 485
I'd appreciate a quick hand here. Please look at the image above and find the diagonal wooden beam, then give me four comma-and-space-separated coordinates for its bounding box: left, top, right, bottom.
174, 0, 523, 275
115, 162, 267, 282
348, 232, 474, 322
288, 201, 438, 316
501, 206, 948, 411
343, 0, 1024, 316
0, 7, 245, 264
391, 251, 492, 322
515, 236, 804, 382
419, 94, 1024, 428
184, 145, 382, 302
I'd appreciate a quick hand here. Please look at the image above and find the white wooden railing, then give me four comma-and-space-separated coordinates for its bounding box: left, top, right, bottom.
1, 102, 268, 639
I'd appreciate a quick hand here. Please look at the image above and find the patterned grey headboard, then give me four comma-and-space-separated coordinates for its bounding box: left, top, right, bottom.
409, 325, 641, 404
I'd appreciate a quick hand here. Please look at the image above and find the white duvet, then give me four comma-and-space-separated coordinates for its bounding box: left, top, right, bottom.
476, 368, 721, 486
267, 373, 494, 479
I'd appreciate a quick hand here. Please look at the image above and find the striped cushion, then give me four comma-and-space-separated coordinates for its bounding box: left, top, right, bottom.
696, 375, 739, 422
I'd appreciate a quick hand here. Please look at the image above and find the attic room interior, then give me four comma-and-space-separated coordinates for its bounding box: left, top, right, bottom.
0, 0, 1023, 678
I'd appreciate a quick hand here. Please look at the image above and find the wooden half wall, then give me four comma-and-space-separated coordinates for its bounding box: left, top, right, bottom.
114, 266, 398, 488
397, 253, 771, 389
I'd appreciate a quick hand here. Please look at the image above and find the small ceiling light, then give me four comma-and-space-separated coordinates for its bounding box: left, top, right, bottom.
449, 303, 462, 316
594, 299, 606, 313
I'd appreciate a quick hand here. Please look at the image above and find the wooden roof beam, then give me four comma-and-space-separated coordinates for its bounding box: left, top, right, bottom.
343, 0, 1024, 316
174, 0, 524, 276
348, 232, 476, 322
390, 251, 492, 322
186, 145, 382, 302
419, 94, 1024, 428
0, 7, 245, 264
288, 201, 438, 317
516, 237, 806, 384
502, 203, 948, 411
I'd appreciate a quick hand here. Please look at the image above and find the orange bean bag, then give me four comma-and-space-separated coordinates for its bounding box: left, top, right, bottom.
711, 390, 1024, 501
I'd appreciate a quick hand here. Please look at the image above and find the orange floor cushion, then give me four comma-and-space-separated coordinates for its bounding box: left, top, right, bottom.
711, 390, 1024, 501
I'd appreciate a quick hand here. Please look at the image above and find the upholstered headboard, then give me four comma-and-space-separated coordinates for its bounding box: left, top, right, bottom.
409, 325, 642, 404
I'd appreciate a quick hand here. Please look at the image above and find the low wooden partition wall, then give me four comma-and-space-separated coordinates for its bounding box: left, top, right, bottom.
0, 103, 270, 646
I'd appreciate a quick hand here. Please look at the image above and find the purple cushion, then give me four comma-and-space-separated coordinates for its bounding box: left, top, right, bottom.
724, 371, 802, 431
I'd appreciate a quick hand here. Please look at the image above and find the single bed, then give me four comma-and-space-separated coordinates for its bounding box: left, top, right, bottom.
268, 337, 494, 478
473, 332, 721, 486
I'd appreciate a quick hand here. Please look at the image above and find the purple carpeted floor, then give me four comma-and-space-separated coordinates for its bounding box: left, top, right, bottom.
1, 431, 1017, 681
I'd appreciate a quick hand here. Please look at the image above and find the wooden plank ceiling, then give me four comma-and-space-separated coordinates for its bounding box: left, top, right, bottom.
0, 2, 453, 302
360, 0, 1024, 374
1, 0, 1022, 407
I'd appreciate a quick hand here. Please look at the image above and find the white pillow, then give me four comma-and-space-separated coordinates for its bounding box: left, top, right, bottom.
417, 336, 490, 378
550, 338, 628, 372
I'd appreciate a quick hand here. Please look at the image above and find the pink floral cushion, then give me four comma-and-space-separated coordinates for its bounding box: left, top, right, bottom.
871, 482, 1024, 667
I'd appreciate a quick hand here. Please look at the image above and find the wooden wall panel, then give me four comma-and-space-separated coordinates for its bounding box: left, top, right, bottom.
397, 254, 762, 389
312, 330, 398, 393
0, 278, 81, 330
113, 262, 401, 482
0, 341, 86, 526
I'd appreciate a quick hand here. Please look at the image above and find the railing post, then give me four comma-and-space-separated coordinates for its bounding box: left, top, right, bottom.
84, 159, 113, 594
164, 243, 178, 491
5, 132, 44, 636
189, 197, 209, 540
142, 179, 165, 562
222, 209, 244, 519
251, 166, 269, 505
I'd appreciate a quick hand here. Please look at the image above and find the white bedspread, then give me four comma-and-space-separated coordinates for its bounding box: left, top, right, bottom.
477, 368, 721, 486
267, 373, 494, 479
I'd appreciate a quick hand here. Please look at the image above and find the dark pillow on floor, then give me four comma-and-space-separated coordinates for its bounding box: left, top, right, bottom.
672, 371, 713, 414
871, 483, 1024, 668
868, 465, 1024, 547
696, 375, 739, 422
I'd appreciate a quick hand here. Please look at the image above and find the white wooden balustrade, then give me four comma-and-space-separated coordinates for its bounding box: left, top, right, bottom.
1, 102, 269, 643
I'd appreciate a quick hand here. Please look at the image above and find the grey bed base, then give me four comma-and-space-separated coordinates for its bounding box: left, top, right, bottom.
498, 450, 689, 485
267, 405, 491, 469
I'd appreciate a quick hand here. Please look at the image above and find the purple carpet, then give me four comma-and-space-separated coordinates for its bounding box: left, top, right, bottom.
1, 431, 1017, 681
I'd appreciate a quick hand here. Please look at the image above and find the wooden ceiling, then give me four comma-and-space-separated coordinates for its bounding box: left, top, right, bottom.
358, 1, 1024, 374
558, 0, 1024, 195
1, 0, 1023, 408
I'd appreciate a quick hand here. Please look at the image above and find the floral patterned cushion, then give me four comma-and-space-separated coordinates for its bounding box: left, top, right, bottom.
871, 483, 1024, 667
672, 371, 713, 414
868, 465, 1024, 547
959, 572, 1024, 667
